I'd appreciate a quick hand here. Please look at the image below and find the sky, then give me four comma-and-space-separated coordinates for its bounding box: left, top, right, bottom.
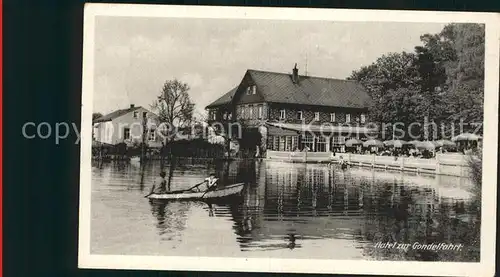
93, 16, 445, 118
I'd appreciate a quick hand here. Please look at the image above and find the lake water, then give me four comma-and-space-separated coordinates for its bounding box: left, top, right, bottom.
91, 159, 480, 262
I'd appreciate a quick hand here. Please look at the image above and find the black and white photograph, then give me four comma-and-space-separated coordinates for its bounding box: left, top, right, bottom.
78, 5, 499, 276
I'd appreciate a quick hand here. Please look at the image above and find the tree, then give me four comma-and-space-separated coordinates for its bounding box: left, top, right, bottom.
349, 23, 485, 139
348, 52, 422, 138
151, 79, 195, 190
152, 79, 195, 132
443, 24, 485, 125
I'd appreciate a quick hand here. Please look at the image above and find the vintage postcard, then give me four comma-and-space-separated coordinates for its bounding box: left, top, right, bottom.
79, 4, 499, 276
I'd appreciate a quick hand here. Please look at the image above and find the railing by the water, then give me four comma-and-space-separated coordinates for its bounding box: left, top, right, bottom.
265, 150, 471, 177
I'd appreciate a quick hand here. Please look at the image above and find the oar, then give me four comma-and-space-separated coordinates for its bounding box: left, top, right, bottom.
144, 181, 205, 198
200, 186, 215, 199
144, 185, 155, 198
187, 181, 205, 192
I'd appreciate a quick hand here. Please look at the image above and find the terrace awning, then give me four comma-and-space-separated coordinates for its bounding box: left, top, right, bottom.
452, 132, 482, 141
384, 139, 410, 148
266, 124, 300, 136
434, 139, 456, 148
363, 139, 384, 148
345, 138, 362, 147
266, 122, 378, 135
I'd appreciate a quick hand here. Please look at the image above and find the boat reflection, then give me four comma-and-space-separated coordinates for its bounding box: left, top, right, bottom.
149, 199, 190, 240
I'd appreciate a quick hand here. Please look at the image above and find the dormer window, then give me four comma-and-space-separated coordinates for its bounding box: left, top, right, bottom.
133, 111, 138, 119
246, 87, 251, 95
252, 85, 257, 94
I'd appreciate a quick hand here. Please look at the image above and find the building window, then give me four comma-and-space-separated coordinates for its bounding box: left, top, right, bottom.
285, 136, 292, 151
246, 87, 251, 95
249, 105, 254, 119
273, 136, 279, 151
148, 129, 156, 141
360, 114, 366, 124
297, 111, 303, 120
258, 105, 263, 119
252, 85, 257, 95
315, 136, 327, 152
123, 127, 130, 140
267, 135, 273, 150
291, 136, 298, 150
332, 136, 346, 145
314, 112, 320, 121
279, 136, 285, 151
133, 111, 138, 119
211, 111, 216, 120
236, 107, 242, 119
346, 113, 351, 123
142, 112, 147, 118
330, 113, 336, 122
301, 134, 314, 151
280, 109, 286, 119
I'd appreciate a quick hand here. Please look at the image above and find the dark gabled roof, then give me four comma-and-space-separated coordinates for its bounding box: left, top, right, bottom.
247, 70, 371, 108
206, 86, 238, 108
94, 106, 142, 123
207, 69, 371, 109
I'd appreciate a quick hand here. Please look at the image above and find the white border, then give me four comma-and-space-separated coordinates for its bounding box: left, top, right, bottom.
79, 4, 500, 276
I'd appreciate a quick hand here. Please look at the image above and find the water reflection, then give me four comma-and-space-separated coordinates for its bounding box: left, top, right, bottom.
149, 200, 190, 240
91, 159, 479, 261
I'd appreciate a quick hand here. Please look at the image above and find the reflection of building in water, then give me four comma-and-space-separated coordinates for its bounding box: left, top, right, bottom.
230, 162, 365, 251
257, 162, 363, 214
225, 161, 478, 257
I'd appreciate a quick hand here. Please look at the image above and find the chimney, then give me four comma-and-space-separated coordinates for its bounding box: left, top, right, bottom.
130, 104, 135, 109
292, 63, 299, 84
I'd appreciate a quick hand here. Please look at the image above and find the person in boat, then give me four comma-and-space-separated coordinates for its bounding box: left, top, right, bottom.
151, 171, 167, 194
191, 173, 219, 192
338, 156, 348, 170
203, 173, 219, 191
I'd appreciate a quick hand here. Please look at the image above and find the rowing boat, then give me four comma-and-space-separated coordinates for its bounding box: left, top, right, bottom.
147, 183, 245, 200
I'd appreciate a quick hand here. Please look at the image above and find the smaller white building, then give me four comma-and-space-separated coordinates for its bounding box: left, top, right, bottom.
93, 104, 163, 147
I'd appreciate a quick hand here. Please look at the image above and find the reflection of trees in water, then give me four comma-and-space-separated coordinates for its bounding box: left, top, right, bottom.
149, 200, 190, 241
356, 179, 480, 262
